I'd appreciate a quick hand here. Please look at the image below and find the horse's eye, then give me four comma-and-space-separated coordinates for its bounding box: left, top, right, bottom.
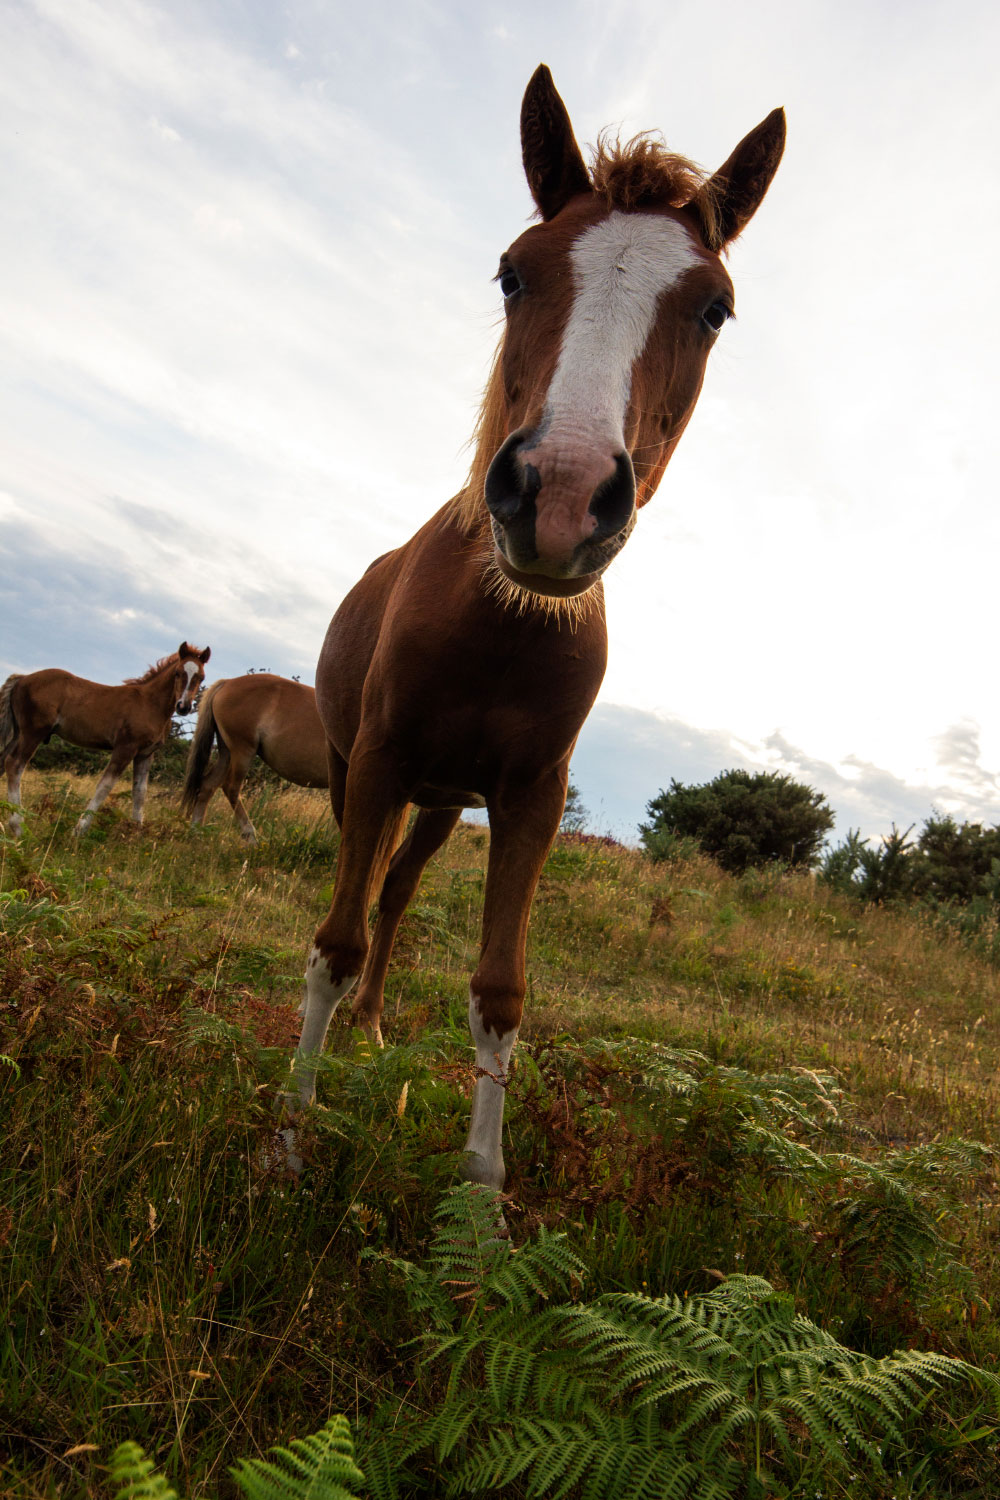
499, 267, 522, 299
702, 300, 732, 333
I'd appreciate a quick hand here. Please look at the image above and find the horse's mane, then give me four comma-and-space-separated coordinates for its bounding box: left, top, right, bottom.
452, 344, 508, 539
124, 654, 177, 685
125, 655, 174, 684
124, 649, 206, 685
448, 132, 717, 553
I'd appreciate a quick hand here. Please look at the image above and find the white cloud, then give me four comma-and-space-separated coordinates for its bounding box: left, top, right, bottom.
193, 203, 245, 241
2, 0, 999, 847
570, 706, 1000, 847
149, 116, 181, 143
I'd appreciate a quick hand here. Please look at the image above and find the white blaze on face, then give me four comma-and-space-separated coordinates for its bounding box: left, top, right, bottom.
180, 660, 199, 702
543, 212, 702, 447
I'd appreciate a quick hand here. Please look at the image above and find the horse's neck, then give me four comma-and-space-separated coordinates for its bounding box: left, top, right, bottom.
138, 659, 177, 718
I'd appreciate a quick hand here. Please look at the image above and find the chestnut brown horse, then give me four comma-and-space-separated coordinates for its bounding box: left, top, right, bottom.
290, 66, 784, 1188
0, 643, 210, 837
182, 674, 327, 842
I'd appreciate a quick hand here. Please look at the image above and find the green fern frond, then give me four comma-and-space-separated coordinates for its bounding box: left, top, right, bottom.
449, 1413, 721, 1500
738, 1122, 830, 1176
883, 1139, 993, 1184
181, 1010, 247, 1051
364, 1184, 998, 1497
109, 1442, 180, 1500
419, 1181, 585, 1327
355, 1412, 427, 1500
230, 1414, 365, 1500
829, 1152, 968, 1287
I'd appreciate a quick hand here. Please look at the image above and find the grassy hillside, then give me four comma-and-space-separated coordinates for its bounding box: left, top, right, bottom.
2, 771, 1000, 1496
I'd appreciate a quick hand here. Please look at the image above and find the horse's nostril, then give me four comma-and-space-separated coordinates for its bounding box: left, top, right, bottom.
588, 451, 636, 541
485, 431, 540, 526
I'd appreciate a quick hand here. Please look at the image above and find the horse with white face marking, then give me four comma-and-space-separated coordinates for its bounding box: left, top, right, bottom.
0, 643, 210, 837
290, 66, 784, 1188
182, 673, 328, 843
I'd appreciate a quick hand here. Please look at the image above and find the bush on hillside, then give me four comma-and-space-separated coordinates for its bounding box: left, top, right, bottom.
560, 779, 589, 835
822, 816, 1000, 910
909, 814, 1000, 904
820, 825, 915, 905
640, 769, 834, 875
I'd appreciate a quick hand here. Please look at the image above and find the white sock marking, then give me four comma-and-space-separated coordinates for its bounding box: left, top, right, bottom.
289, 946, 358, 1108
6, 769, 23, 835
132, 761, 150, 823
464, 991, 518, 1190
74, 768, 118, 834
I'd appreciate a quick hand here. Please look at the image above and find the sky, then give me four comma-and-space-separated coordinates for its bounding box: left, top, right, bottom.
2, 0, 999, 844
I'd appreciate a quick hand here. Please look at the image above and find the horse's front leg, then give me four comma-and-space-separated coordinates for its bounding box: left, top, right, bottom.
350, 806, 461, 1041
74, 746, 133, 836
465, 767, 568, 1189
131, 751, 153, 824
290, 746, 409, 1110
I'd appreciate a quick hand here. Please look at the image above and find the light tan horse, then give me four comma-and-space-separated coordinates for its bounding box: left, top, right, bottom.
0, 643, 210, 837
182, 674, 327, 842
288, 66, 785, 1189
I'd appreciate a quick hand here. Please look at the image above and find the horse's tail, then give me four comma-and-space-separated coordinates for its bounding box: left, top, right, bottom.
0, 674, 23, 762
181, 679, 226, 814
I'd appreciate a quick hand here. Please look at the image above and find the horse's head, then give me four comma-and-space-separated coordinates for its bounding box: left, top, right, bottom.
483, 66, 785, 599
175, 642, 211, 714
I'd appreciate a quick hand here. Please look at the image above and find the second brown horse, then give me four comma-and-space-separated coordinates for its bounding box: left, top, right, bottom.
182, 674, 327, 842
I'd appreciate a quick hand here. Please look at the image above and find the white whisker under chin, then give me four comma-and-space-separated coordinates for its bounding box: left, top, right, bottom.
480, 554, 604, 627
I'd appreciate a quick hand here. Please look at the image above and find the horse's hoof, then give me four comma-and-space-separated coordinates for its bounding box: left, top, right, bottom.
456, 1170, 510, 1239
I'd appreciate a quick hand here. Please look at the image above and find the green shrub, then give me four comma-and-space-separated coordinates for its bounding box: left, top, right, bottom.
560, 779, 589, 834
640, 770, 834, 874
820, 825, 915, 904
822, 817, 1000, 917
910, 816, 1000, 904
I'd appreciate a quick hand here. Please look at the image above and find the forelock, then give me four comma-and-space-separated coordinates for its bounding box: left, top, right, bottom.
589, 131, 720, 243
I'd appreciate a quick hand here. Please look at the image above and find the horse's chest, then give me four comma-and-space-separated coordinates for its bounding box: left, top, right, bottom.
390, 672, 593, 804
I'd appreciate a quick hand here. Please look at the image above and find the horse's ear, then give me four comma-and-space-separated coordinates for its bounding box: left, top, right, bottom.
521, 65, 591, 221
178, 641, 190, 657
690, 107, 786, 252
200, 646, 211, 663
